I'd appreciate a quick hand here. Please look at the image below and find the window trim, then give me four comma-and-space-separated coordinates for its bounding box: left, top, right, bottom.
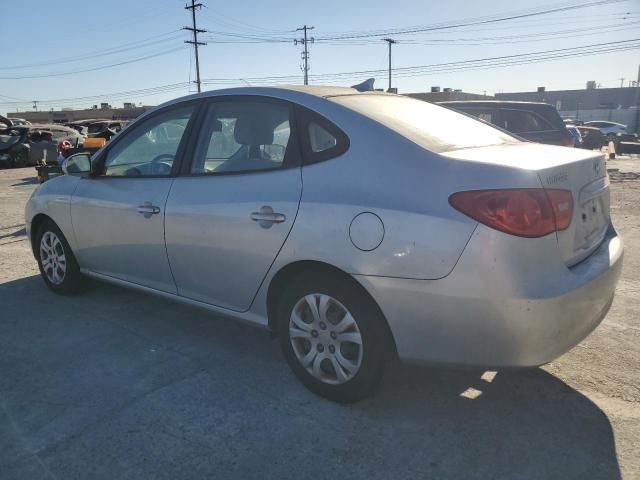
90, 100, 203, 180
295, 105, 350, 165
181, 95, 303, 178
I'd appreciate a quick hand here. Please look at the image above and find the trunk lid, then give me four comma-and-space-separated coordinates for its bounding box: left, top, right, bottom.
443, 143, 609, 266
537, 150, 609, 266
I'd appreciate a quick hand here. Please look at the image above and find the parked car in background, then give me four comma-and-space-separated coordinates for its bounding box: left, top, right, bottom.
0, 114, 12, 128
0, 126, 30, 167
565, 125, 583, 147
0, 124, 81, 167
583, 121, 627, 137
64, 123, 89, 137
438, 100, 575, 147
8, 117, 31, 126
26, 87, 623, 402
563, 118, 584, 126
577, 126, 608, 150
87, 120, 126, 140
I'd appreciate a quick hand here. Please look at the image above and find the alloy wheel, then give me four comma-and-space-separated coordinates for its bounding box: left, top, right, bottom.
40, 231, 66, 285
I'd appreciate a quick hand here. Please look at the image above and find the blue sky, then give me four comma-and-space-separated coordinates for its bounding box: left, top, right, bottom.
1, 0, 639, 115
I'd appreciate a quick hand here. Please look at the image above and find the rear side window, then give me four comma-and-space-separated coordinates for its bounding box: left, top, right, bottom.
331, 95, 517, 153
297, 107, 349, 164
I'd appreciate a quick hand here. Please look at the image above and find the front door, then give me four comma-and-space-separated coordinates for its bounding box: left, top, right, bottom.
71, 104, 196, 293
165, 98, 302, 311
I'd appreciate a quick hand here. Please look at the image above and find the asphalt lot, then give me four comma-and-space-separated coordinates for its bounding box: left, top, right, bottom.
1, 159, 639, 480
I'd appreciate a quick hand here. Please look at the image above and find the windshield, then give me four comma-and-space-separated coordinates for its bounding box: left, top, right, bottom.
331, 94, 518, 153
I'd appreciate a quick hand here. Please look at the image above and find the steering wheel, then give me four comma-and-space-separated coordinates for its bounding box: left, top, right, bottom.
150, 153, 174, 175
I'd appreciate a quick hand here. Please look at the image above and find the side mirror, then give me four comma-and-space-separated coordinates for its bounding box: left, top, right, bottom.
62, 153, 91, 175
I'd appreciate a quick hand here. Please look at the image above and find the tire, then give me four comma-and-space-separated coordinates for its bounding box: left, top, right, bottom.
276, 271, 391, 403
35, 219, 84, 295
14, 150, 28, 168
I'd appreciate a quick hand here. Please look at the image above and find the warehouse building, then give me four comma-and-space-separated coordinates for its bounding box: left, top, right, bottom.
10, 103, 150, 124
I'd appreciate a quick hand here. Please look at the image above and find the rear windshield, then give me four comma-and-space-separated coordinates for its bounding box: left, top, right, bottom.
331, 94, 518, 153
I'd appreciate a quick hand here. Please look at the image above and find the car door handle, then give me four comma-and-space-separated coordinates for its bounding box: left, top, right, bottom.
137, 202, 161, 216
251, 206, 286, 225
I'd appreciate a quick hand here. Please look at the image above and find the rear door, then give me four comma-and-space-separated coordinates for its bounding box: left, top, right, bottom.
165, 96, 302, 311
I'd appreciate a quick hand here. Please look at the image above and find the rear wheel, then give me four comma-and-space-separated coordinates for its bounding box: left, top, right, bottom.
14, 150, 28, 168
277, 271, 390, 403
36, 220, 84, 295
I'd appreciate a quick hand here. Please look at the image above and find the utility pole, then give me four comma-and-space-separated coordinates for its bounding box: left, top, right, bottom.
184, 0, 207, 93
619, 77, 625, 88
383, 38, 397, 92
32, 100, 38, 112
295, 25, 314, 85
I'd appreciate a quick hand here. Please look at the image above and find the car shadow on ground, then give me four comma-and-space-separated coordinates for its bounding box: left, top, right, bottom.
10, 176, 39, 187
0, 275, 621, 480
0, 226, 26, 241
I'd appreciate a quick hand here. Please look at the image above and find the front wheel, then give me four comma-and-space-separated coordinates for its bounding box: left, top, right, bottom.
36, 220, 84, 295
277, 272, 391, 403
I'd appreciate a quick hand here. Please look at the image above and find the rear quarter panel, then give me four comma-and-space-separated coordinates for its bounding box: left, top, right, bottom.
263, 99, 543, 281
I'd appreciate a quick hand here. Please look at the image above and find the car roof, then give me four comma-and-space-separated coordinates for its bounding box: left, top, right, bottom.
576, 126, 603, 131
158, 85, 390, 107
584, 120, 624, 126
28, 124, 80, 133
437, 100, 555, 107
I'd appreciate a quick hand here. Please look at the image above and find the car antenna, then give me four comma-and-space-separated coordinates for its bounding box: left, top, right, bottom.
351, 78, 375, 92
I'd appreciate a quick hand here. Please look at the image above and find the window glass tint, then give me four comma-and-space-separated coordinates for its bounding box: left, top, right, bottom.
477, 112, 493, 123
309, 122, 337, 153
191, 101, 291, 174
103, 106, 192, 177
500, 110, 553, 133
331, 95, 517, 153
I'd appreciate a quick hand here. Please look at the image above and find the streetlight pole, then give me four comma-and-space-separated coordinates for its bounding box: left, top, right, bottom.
383, 38, 397, 92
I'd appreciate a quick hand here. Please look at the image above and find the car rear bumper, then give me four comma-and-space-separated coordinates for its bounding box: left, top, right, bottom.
355, 224, 623, 367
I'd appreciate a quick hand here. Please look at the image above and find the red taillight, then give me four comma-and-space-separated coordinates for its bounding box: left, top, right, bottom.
449, 189, 573, 238
545, 189, 573, 230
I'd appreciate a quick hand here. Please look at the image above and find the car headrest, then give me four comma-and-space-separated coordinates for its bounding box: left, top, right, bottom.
234, 116, 274, 145
211, 119, 223, 132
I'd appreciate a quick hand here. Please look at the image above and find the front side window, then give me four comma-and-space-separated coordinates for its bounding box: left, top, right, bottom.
102, 106, 193, 177
191, 100, 293, 174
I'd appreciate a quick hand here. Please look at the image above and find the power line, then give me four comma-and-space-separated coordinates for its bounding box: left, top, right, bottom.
198, 38, 640, 85
5, 39, 634, 110
184, 0, 207, 93
0, 31, 184, 70
0, 47, 186, 80
0, 82, 192, 108
316, 21, 640, 46
315, 0, 628, 41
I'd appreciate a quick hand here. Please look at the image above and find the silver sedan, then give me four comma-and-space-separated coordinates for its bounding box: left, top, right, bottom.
25, 86, 623, 402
